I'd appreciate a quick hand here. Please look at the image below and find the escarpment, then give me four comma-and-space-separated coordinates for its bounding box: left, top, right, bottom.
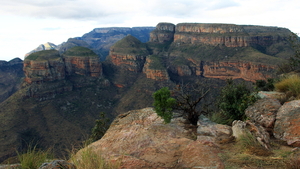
24, 47, 103, 84
108, 35, 148, 72
108, 22, 293, 82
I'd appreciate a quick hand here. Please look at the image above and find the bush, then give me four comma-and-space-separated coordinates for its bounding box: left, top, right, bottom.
17, 145, 52, 169
153, 87, 176, 123
275, 74, 300, 98
217, 79, 257, 124
255, 78, 275, 91
86, 112, 110, 144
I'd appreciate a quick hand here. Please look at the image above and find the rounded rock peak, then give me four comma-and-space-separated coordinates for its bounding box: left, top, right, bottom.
63, 46, 98, 57
25, 50, 60, 61
156, 22, 175, 32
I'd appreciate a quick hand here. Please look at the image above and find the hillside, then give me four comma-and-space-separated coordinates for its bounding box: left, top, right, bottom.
0, 22, 298, 162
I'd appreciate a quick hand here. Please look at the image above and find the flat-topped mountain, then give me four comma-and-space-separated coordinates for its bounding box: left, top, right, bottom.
0, 22, 298, 163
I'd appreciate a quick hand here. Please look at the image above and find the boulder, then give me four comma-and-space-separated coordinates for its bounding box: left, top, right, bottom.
232, 120, 270, 149
39, 160, 76, 169
76, 108, 224, 169
245, 98, 281, 133
257, 91, 285, 100
274, 100, 300, 147
197, 115, 233, 145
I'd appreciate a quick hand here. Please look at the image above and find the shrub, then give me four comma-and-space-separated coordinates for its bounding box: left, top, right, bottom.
86, 112, 110, 144
217, 79, 257, 124
17, 145, 52, 169
255, 78, 275, 91
153, 87, 176, 123
275, 74, 300, 97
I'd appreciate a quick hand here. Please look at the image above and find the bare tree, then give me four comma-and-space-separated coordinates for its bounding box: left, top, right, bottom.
172, 82, 210, 125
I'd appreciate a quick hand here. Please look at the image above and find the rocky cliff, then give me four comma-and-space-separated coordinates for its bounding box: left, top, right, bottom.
108, 35, 148, 72
24, 47, 102, 84
107, 22, 294, 82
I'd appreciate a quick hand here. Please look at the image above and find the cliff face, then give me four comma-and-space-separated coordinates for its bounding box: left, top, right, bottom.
142, 56, 169, 81
64, 47, 102, 77
149, 22, 175, 43
108, 35, 148, 72
24, 47, 102, 84
23, 51, 66, 84
202, 61, 275, 82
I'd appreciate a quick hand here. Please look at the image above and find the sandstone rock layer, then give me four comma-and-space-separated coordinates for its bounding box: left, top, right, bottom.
78, 108, 224, 169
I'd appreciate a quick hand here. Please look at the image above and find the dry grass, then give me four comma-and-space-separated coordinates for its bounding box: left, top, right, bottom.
70, 146, 120, 169
17, 145, 52, 169
275, 74, 300, 98
218, 137, 299, 169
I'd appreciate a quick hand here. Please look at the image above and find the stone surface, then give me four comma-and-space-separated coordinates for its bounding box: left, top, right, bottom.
202, 61, 275, 82
76, 108, 224, 169
232, 120, 270, 149
274, 100, 300, 146
245, 98, 282, 132
258, 91, 286, 100
142, 57, 169, 81
23, 51, 66, 84
197, 115, 233, 145
39, 160, 76, 169
109, 35, 148, 72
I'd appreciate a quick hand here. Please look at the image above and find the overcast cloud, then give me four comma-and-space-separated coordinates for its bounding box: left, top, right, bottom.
0, 0, 299, 61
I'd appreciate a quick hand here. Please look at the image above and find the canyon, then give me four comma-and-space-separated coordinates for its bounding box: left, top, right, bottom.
0, 22, 297, 163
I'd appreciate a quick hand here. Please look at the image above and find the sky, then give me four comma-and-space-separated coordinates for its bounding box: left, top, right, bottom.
0, 0, 299, 61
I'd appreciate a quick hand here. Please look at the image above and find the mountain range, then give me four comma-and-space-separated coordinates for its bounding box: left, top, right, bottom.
0, 22, 297, 162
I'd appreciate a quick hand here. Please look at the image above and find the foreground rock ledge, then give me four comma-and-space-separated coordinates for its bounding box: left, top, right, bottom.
76, 107, 224, 169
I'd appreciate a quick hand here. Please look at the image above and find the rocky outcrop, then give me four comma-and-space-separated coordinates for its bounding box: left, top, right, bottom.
197, 115, 233, 145
150, 22, 175, 43
274, 100, 300, 146
245, 98, 282, 133
202, 61, 275, 82
63, 46, 102, 77
76, 108, 224, 169
109, 35, 148, 72
24, 47, 103, 84
143, 56, 169, 81
171, 23, 291, 48
232, 120, 271, 149
23, 50, 66, 84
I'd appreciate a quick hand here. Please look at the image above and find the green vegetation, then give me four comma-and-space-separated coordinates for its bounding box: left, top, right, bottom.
275, 74, 300, 98
64, 46, 98, 57
148, 55, 165, 70
112, 35, 149, 55
25, 50, 61, 61
17, 145, 52, 169
255, 78, 275, 91
152, 87, 176, 123
86, 112, 111, 144
216, 79, 257, 125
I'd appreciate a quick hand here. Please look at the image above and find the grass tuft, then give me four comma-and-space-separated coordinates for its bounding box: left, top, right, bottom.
17, 145, 52, 169
70, 146, 119, 169
275, 74, 300, 98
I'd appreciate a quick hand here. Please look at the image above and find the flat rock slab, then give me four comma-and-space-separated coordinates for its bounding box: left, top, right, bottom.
76, 108, 224, 169
274, 100, 300, 147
